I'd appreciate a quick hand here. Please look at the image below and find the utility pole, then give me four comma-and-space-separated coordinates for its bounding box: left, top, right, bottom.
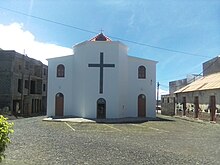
156, 82, 160, 114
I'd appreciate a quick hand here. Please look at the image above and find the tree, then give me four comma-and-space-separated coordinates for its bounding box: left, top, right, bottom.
0, 115, 14, 162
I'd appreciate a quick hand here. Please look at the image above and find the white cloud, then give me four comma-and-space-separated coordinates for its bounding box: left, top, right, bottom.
0, 23, 73, 64
157, 88, 169, 100
159, 88, 169, 96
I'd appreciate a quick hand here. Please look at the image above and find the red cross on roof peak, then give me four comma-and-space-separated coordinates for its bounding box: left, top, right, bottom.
90, 33, 111, 41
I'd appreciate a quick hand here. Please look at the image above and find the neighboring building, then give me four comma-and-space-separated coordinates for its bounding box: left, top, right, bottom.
174, 72, 220, 121
203, 56, 220, 76
162, 74, 201, 116
47, 33, 157, 119
169, 78, 187, 94
162, 56, 220, 121
161, 94, 175, 116
0, 50, 48, 116
169, 74, 201, 94
173, 56, 220, 122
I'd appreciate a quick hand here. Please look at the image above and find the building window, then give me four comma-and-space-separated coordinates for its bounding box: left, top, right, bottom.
43, 68, 47, 75
25, 80, 29, 89
138, 66, 146, 79
25, 61, 29, 69
43, 84, 46, 91
18, 79, 22, 93
57, 64, 65, 77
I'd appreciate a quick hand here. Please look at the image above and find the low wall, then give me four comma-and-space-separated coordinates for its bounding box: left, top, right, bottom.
176, 109, 220, 123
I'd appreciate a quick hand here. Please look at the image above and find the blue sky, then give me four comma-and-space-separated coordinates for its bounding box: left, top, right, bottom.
0, 0, 220, 94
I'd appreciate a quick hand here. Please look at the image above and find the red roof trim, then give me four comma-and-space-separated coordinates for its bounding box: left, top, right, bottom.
90, 33, 111, 41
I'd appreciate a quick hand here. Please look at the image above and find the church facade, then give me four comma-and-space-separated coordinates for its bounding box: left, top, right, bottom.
47, 33, 157, 119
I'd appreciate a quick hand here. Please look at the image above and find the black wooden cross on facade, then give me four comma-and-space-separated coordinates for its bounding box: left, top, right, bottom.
88, 52, 115, 94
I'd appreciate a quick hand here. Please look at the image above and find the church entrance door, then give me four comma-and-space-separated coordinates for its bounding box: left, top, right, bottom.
138, 94, 146, 117
55, 93, 64, 116
97, 98, 106, 119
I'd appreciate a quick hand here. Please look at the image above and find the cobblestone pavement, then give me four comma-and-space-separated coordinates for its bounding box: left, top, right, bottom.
3, 115, 220, 165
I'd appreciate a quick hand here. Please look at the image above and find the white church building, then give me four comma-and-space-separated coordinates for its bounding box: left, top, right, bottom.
47, 33, 157, 119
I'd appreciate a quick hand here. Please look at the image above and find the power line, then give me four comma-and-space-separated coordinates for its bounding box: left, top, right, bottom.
158, 56, 219, 93
0, 6, 97, 35
108, 36, 210, 58
198, 56, 219, 76
159, 84, 169, 88
168, 56, 220, 90
0, 6, 211, 59
159, 57, 217, 82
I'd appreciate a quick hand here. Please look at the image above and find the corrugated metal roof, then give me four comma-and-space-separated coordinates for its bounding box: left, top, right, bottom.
174, 72, 220, 93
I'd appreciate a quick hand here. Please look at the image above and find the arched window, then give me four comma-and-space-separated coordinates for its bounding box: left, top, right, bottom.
57, 64, 65, 77
138, 66, 146, 79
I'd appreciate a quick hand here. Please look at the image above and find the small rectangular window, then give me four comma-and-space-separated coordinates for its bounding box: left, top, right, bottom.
25, 62, 29, 69
25, 80, 29, 89
43, 68, 47, 75
43, 84, 46, 91
18, 79, 22, 93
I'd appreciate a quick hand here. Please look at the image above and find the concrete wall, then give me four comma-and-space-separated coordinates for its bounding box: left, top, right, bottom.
169, 78, 187, 94
0, 52, 13, 109
203, 56, 220, 76
176, 89, 220, 111
161, 95, 175, 116
175, 89, 220, 121
0, 50, 48, 116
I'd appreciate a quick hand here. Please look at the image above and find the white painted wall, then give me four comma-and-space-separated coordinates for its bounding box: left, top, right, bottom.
47, 40, 157, 119
127, 56, 157, 118
47, 55, 74, 117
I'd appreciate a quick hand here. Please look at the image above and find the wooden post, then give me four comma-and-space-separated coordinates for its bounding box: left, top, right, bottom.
182, 97, 186, 116
210, 96, 216, 121
156, 82, 159, 114
194, 96, 199, 118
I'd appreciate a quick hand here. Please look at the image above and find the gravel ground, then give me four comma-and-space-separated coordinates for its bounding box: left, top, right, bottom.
2, 115, 220, 165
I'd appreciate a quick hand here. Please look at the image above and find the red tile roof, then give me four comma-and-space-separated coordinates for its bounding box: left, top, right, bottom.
90, 33, 111, 41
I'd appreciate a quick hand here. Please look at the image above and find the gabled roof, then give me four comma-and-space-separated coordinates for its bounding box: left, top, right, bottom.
174, 72, 220, 93
90, 33, 111, 41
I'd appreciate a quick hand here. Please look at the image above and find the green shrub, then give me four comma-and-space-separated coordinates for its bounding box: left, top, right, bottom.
0, 115, 14, 162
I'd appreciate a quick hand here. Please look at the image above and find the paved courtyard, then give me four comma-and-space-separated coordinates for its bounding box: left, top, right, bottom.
3, 115, 220, 165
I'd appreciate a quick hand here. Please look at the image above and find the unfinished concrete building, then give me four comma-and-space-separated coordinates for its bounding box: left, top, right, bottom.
169, 74, 201, 94
0, 50, 47, 116
203, 56, 220, 76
